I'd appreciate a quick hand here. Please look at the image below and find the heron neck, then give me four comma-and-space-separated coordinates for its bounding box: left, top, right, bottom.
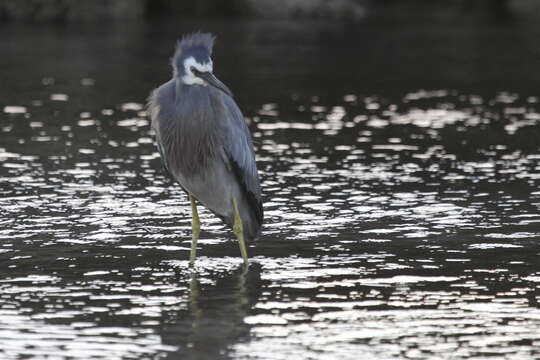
174, 77, 190, 97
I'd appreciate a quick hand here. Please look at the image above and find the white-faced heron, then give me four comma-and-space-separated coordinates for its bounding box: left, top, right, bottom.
148, 32, 263, 266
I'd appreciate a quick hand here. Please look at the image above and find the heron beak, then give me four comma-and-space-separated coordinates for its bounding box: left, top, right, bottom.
196, 71, 233, 97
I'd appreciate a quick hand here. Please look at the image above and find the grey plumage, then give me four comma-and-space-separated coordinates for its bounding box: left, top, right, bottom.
148, 33, 263, 241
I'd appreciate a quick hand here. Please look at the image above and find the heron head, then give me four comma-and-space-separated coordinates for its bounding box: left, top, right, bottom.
172, 32, 232, 96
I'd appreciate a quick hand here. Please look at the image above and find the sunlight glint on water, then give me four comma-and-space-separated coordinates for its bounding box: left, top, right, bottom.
1, 86, 540, 359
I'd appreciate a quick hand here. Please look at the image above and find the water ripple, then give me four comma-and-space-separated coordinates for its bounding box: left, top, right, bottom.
1, 89, 540, 359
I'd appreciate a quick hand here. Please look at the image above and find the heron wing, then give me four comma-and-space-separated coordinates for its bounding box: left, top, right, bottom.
148, 83, 185, 187
218, 94, 263, 228
147, 88, 169, 173
156, 140, 172, 175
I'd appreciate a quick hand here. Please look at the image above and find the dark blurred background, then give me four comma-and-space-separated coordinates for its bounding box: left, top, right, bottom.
2, 0, 540, 108
0, 0, 535, 22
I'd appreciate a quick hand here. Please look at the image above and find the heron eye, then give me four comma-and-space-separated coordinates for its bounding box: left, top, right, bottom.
190, 67, 201, 76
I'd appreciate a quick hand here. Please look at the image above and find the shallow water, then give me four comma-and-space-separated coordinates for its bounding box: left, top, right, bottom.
2, 16, 540, 360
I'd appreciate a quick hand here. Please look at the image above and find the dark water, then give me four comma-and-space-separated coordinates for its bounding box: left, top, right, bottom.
2, 14, 540, 359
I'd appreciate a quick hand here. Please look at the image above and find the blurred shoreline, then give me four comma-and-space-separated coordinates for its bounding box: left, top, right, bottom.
1, 0, 540, 23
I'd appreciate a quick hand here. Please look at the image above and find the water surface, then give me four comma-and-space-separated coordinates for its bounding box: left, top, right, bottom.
1, 16, 540, 360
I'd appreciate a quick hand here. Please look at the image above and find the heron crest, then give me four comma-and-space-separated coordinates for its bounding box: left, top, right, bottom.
174, 32, 215, 58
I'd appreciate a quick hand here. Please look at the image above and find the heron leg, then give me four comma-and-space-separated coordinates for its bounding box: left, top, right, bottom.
189, 193, 200, 267
232, 197, 249, 265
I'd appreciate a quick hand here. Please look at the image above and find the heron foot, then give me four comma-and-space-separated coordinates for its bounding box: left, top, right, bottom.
189, 193, 200, 267
232, 197, 249, 265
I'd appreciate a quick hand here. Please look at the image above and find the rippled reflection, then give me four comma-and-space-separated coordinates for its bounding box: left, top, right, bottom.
2, 85, 540, 358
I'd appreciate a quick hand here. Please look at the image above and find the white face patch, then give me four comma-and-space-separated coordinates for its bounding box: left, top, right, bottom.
182, 56, 213, 85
